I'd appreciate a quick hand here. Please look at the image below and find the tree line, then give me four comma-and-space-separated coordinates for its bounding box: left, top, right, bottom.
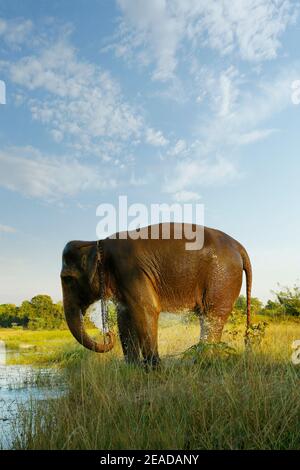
233, 285, 300, 318
0, 295, 65, 329
0, 285, 300, 329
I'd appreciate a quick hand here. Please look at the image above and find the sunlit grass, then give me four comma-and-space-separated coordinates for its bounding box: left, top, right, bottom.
9, 315, 300, 449
0, 328, 101, 365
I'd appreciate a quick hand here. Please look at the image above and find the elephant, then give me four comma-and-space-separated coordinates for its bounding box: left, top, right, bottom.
61, 222, 252, 367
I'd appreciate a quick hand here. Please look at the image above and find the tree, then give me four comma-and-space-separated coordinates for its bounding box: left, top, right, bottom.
263, 299, 285, 317
232, 295, 263, 317
274, 285, 300, 316
18, 300, 34, 326
28, 295, 65, 329
0, 304, 19, 327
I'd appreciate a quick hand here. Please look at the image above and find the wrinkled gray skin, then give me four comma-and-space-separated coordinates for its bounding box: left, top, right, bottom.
61, 223, 252, 368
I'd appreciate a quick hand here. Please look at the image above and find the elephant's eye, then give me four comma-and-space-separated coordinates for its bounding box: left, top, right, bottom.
62, 276, 75, 285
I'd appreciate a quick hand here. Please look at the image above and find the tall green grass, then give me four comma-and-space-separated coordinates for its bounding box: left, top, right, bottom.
11, 319, 300, 450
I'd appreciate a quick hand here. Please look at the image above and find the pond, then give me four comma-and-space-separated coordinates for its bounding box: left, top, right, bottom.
0, 340, 63, 449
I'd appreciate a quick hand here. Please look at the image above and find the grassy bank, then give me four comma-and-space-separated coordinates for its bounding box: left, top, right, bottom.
0, 314, 204, 365
9, 316, 300, 450
0, 328, 97, 365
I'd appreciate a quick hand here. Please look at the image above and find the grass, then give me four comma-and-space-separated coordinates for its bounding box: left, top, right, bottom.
8, 315, 300, 449
0, 328, 98, 365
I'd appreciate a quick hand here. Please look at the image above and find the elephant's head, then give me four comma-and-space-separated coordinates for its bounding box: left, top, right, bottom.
60, 240, 114, 353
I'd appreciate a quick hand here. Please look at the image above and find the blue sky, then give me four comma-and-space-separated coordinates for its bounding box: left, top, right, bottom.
0, 0, 300, 304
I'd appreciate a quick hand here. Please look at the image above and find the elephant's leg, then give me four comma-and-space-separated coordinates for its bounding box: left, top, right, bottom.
131, 305, 160, 369
199, 303, 234, 343
117, 304, 140, 364
200, 268, 242, 342
126, 300, 160, 368
121, 275, 161, 369
200, 312, 226, 342
195, 305, 210, 342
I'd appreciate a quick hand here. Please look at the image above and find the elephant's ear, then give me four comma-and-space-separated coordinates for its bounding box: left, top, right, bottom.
85, 244, 101, 286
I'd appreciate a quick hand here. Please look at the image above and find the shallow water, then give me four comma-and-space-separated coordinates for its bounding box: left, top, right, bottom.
0, 342, 62, 449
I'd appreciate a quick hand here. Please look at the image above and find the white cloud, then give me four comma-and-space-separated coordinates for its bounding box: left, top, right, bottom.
235, 128, 278, 145
193, 62, 300, 156
2, 36, 169, 158
0, 146, 116, 201
4, 40, 144, 158
1, 13, 298, 203
146, 128, 169, 146
217, 67, 241, 117
116, 0, 183, 81
0, 17, 33, 47
0, 224, 16, 234
168, 139, 187, 156
165, 156, 238, 194
113, 0, 298, 80
182, 0, 297, 61
164, 63, 300, 195
190, 63, 243, 115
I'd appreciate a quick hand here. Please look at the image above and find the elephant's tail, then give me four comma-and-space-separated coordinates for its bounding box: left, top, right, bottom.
240, 245, 252, 347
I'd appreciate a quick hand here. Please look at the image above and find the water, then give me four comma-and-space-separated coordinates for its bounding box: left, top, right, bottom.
0, 341, 63, 449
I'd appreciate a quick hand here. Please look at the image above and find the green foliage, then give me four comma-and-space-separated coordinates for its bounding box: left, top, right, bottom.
182, 341, 237, 363
27, 295, 65, 329
275, 285, 300, 316
108, 301, 117, 328
234, 295, 247, 313
0, 295, 118, 331
263, 299, 285, 317
262, 285, 300, 318
0, 295, 66, 329
231, 295, 263, 322
246, 321, 268, 346
231, 285, 300, 320
0, 304, 20, 327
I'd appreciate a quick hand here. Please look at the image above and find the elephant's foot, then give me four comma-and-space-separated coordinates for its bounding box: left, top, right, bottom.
142, 355, 161, 371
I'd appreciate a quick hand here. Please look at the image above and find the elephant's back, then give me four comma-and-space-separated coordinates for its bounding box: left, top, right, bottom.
108, 223, 243, 270
109, 222, 202, 242
203, 226, 244, 271
106, 223, 245, 311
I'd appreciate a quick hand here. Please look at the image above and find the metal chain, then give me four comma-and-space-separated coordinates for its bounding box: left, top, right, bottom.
96, 240, 109, 338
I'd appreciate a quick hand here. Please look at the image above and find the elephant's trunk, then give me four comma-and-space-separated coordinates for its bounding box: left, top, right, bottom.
63, 296, 114, 353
